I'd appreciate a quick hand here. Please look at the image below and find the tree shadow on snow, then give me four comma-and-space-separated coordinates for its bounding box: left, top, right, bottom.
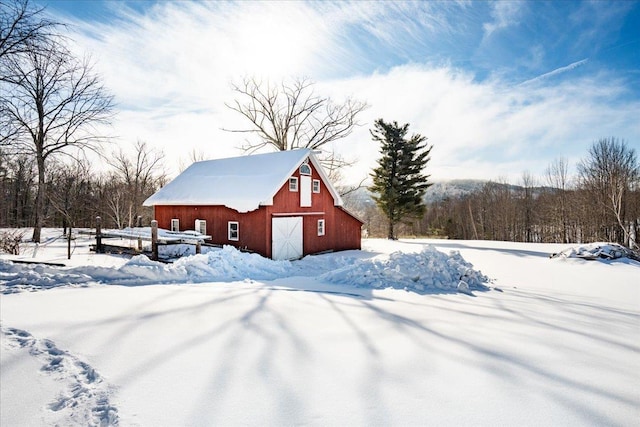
401, 239, 553, 258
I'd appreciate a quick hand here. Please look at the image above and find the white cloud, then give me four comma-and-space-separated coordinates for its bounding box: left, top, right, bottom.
322, 64, 639, 184
67, 2, 336, 107
482, 1, 524, 39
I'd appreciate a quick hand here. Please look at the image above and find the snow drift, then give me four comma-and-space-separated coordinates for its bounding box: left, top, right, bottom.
551, 242, 640, 261
1, 244, 489, 295
321, 246, 489, 294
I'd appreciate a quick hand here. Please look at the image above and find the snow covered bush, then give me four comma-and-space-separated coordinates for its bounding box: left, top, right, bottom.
0, 230, 25, 255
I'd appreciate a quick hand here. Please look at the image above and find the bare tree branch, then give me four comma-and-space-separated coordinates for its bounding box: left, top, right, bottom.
224, 76, 367, 157
577, 138, 639, 247
1, 35, 114, 241
0, 0, 59, 62
107, 140, 166, 228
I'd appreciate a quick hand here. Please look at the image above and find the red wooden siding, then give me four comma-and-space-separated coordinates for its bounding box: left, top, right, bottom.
264, 161, 362, 256
152, 160, 362, 259
154, 205, 270, 257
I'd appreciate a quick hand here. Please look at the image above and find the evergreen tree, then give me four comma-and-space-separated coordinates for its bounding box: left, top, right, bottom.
369, 119, 432, 239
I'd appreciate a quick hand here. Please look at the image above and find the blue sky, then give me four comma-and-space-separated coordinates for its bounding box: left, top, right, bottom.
37, 0, 640, 184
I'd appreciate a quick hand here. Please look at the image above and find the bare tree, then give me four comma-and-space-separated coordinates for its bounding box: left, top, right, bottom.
1, 37, 114, 242
47, 158, 97, 258
226, 77, 367, 153
1, 0, 59, 147
545, 157, 571, 243
226, 77, 364, 179
0, 0, 57, 61
107, 140, 166, 228
519, 171, 536, 242
0, 150, 35, 227
577, 138, 638, 247
178, 147, 208, 173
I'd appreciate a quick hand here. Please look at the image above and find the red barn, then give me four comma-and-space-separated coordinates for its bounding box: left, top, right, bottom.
143, 149, 362, 260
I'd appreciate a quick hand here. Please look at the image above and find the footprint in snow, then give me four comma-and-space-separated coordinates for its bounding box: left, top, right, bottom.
1, 326, 119, 426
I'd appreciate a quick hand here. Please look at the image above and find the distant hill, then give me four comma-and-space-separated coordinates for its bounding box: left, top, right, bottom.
342, 179, 552, 211
342, 179, 489, 211
424, 179, 488, 203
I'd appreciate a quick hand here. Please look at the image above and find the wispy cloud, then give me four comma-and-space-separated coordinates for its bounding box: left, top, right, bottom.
519, 59, 589, 86
322, 63, 639, 183
569, 1, 635, 53
482, 1, 524, 40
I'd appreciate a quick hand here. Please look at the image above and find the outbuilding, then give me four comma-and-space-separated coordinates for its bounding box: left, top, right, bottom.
143, 149, 363, 260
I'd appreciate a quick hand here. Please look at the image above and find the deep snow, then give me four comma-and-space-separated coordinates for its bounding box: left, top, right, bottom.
1, 230, 639, 426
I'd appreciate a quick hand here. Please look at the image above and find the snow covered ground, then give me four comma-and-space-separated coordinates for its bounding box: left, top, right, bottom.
1, 230, 639, 426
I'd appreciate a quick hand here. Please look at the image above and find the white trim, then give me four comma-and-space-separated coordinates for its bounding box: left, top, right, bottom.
299, 162, 311, 175
228, 221, 239, 241
272, 212, 325, 216
300, 175, 312, 207
312, 179, 320, 193
170, 218, 179, 232
317, 219, 325, 236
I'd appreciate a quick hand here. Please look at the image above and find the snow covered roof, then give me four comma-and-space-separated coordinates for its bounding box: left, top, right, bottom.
143, 149, 344, 213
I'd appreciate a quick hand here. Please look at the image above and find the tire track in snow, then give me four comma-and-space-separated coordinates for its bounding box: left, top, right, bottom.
1, 326, 118, 426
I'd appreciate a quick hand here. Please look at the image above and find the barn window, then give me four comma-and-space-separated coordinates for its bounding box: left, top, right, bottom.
228, 221, 239, 241
299, 162, 311, 175
317, 219, 325, 236
171, 218, 179, 232
195, 219, 206, 235
313, 179, 320, 193
289, 177, 298, 192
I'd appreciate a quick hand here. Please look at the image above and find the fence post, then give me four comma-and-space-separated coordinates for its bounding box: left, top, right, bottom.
67, 225, 72, 260
196, 240, 201, 254
96, 216, 102, 254
151, 220, 158, 261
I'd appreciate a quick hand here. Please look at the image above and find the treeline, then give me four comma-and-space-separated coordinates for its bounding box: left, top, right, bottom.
355, 138, 639, 248
0, 141, 166, 232
423, 179, 639, 245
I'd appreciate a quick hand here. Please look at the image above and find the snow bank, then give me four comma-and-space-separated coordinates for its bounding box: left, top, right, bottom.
551, 242, 640, 261
1, 245, 489, 295
0, 260, 94, 293
321, 246, 489, 294
0, 246, 293, 292
149, 245, 292, 283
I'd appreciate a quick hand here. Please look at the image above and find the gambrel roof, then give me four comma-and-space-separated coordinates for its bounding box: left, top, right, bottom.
143, 149, 344, 213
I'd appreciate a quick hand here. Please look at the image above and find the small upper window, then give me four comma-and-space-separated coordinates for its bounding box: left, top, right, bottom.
313, 179, 320, 193
171, 218, 179, 232
299, 162, 311, 175
317, 219, 325, 236
289, 177, 298, 192
228, 221, 239, 241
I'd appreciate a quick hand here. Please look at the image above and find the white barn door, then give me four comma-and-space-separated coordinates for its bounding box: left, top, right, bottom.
272, 217, 303, 260
300, 175, 312, 207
